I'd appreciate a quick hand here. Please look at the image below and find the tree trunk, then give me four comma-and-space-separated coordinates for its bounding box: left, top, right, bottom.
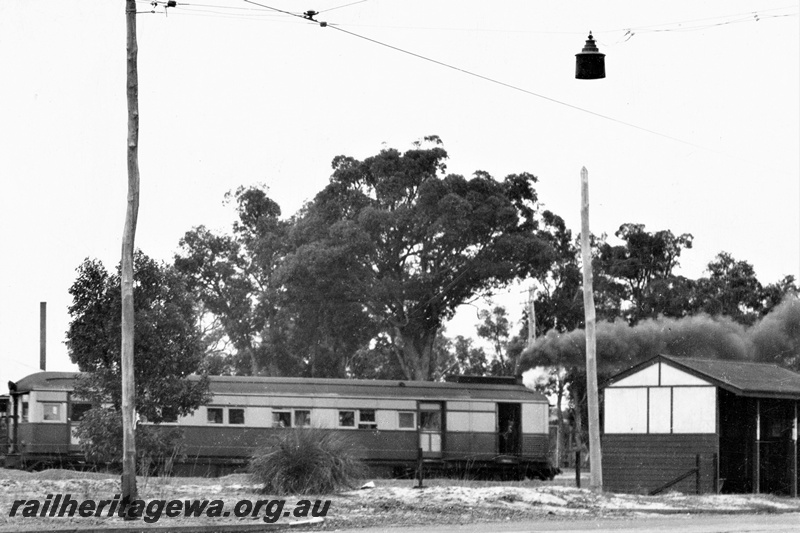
393, 326, 437, 380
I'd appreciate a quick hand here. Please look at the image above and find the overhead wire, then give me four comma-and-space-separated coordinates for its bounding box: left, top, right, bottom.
149, 0, 795, 168
319, 0, 370, 13
324, 24, 709, 153
241, 0, 315, 22
598, 4, 797, 33
253, 5, 796, 37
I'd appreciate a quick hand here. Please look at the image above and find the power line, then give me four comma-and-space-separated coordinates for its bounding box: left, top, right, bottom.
240, 0, 315, 22
258, 6, 796, 37
319, 0, 370, 13
143, 0, 793, 173
600, 4, 797, 33
325, 24, 709, 152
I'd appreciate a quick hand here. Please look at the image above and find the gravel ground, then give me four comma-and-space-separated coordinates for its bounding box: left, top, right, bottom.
1, 469, 798, 532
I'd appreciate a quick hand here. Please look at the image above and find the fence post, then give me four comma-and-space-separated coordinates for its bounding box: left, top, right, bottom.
713, 452, 718, 494
695, 454, 701, 494
415, 447, 424, 489
575, 451, 581, 488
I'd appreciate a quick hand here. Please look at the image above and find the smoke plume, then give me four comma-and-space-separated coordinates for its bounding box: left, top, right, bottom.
521, 295, 800, 376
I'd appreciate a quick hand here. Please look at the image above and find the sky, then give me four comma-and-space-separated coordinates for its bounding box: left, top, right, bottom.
1, 1, 798, 390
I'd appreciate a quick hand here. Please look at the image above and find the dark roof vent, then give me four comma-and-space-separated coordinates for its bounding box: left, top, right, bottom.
444, 375, 522, 385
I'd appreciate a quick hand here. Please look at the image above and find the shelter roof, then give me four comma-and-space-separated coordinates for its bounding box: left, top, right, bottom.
605, 354, 800, 400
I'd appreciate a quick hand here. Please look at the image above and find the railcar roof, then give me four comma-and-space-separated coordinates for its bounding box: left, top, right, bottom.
11, 372, 547, 402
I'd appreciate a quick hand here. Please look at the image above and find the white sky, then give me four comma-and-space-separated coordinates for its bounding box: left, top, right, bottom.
1, 1, 798, 390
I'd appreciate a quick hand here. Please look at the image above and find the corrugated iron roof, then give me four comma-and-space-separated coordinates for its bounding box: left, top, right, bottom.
12, 372, 79, 392
661, 354, 800, 399
11, 372, 546, 402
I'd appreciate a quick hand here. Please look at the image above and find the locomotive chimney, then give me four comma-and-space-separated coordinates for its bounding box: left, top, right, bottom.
40, 301, 46, 371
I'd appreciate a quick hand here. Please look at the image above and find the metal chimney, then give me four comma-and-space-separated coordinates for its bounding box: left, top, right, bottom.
40, 302, 46, 371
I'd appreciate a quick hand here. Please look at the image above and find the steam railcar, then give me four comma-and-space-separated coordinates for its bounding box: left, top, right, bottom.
4, 372, 555, 479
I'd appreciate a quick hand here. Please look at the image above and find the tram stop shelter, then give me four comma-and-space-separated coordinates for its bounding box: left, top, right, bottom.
602, 354, 800, 495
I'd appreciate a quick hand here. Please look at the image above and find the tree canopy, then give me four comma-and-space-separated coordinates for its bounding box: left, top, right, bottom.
66, 252, 210, 462
176, 138, 555, 380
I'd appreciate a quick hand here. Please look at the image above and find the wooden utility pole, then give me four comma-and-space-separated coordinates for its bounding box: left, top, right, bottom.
513, 286, 536, 376
580, 167, 602, 490
526, 286, 536, 348
121, 0, 140, 511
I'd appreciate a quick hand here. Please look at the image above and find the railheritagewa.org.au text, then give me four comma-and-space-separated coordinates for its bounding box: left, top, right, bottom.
8, 494, 330, 523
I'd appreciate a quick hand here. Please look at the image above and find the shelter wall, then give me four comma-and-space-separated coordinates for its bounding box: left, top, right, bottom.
602, 433, 718, 494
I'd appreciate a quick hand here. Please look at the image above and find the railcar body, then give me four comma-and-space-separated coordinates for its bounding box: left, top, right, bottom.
4, 372, 554, 479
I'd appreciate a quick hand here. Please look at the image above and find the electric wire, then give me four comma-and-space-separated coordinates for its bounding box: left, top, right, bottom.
600, 4, 797, 33
144, 0, 794, 170
143, 1, 796, 37
241, 0, 315, 22
325, 24, 709, 153
319, 0, 370, 13
260, 5, 796, 36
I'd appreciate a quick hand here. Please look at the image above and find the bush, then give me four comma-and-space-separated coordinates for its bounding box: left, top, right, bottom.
74, 407, 185, 475
249, 428, 367, 495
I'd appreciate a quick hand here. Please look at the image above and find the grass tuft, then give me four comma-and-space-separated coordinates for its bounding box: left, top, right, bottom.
249, 428, 367, 495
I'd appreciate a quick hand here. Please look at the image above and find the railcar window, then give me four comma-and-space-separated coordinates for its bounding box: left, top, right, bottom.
398, 411, 415, 429
71, 403, 92, 422
207, 408, 223, 424
272, 411, 292, 428
21, 402, 29, 423
229, 408, 245, 425
358, 409, 377, 429
338, 410, 355, 428
295, 410, 311, 427
420, 411, 441, 431
43, 403, 61, 421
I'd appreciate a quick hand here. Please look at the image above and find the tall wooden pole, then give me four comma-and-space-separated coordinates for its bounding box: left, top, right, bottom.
527, 286, 536, 348
580, 166, 602, 490
792, 401, 797, 498
121, 0, 140, 511
515, 286, 536, 376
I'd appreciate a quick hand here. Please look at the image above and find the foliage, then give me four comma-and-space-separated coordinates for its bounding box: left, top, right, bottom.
73, 407, 186, 474
530, 211, 586, 334
477, 306, 512, 374
66, 252, 210, 465
690, 252, 792, 325
593, 223, 694, 324
176, 187, 377, 378
176, 138, 555, 380
175, 224, 269, 375
286, 137, 553, 380
249, 428, 366, 495
449, 335, 489, 376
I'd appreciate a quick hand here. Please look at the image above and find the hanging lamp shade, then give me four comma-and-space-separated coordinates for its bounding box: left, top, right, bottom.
575, 33, 605, 80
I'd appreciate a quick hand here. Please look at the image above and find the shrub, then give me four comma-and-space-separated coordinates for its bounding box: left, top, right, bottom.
74, 407, 185, 475
249, 428, 367, 495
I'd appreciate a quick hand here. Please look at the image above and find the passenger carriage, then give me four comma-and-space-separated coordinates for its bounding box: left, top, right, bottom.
4, 372, 555, 479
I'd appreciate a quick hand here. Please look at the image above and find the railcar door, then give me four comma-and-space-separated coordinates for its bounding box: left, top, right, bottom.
68, 401, 92, 447
418, 402, 444, 458
498, 403, 521, 455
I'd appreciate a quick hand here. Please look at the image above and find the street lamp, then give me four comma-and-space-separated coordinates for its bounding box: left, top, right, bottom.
576, 33, 606, 80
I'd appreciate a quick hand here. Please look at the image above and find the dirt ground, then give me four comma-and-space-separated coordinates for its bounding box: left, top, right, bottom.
1, 468, 799, 532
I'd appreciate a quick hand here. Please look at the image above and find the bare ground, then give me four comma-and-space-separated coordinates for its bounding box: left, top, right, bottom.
1, 468, 799, 532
